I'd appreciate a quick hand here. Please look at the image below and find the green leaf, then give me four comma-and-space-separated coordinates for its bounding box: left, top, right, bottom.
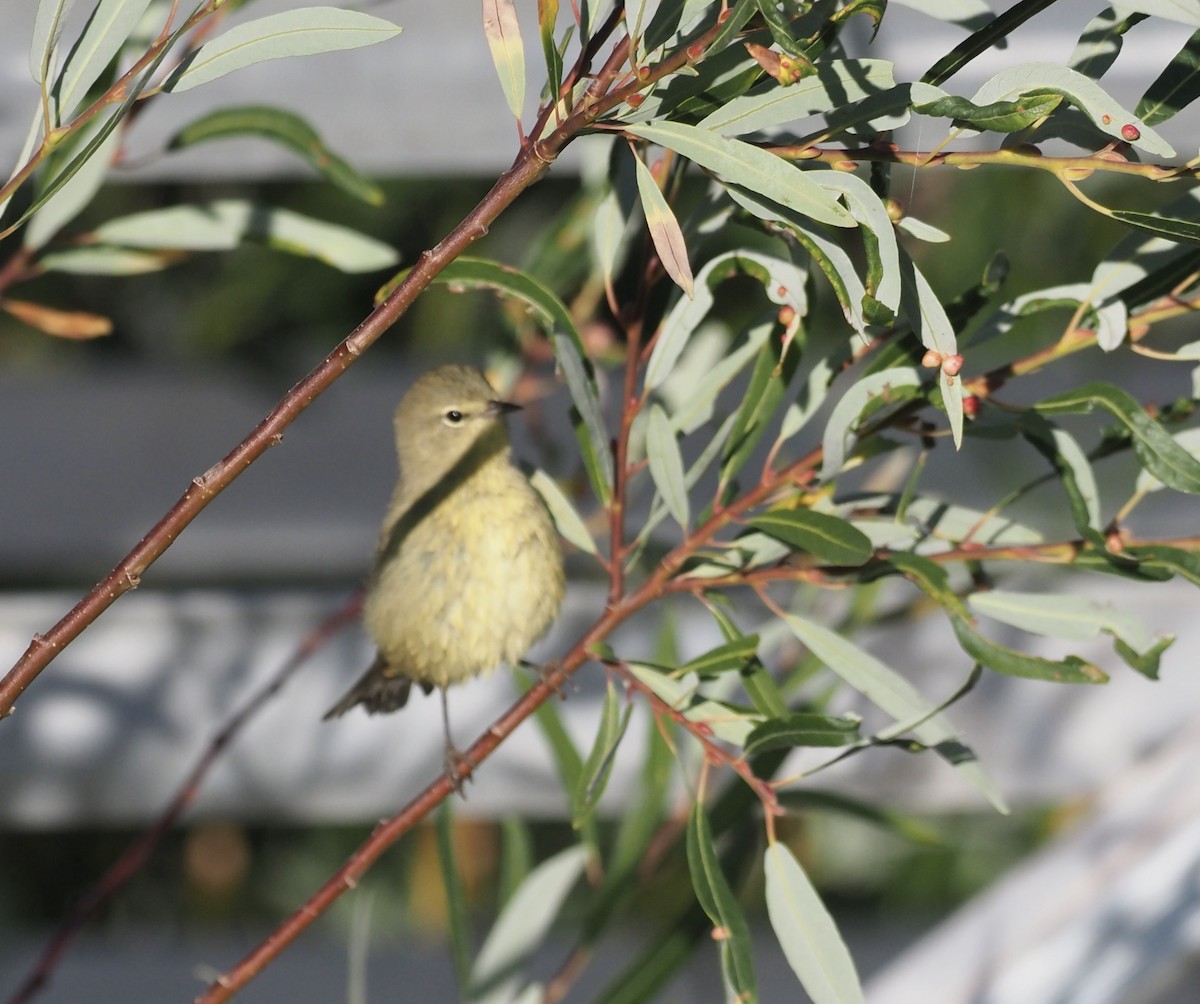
626, 121, 854, 228
646, 250, 805, 392
1019, 413, 1103, 535
528, 468, 598, 555
164, 106, 384, 205
967, 63, 1175, 157
1136, 29, 1200, 125
968, 589, 1157, 652
633, 153, 694, 297
55, 0, 155, 118
537, 0, 562, 98
555, 332, 615, 504
483, 0, 525, 118
923, 3, 1086, 87
1123, 544, 1200, 587
749, 508, 874, 566
700, 59, 897, 135
815, 171, 901, 316
680, 634, 761, 677
719, 326, 799, 485
821, 367, 923, 479
30, 0, 74, 84
436, 802, 472, 995
1036, 383, 1200, 494
778, 611, 1007, 812
646, 404, 691, 528
162, 7, 402, 93
37, 246, 175, 275
686, 804, 757, 1001
1136, 428, 1200, 494
25, 109, 121, 250
573, 678, 633, 828
1069, 9, 1145, 80
468, 846, 587, 1004
744, 713, 862, 754
765, 842, 866, 1004
94, 200, 398, 272
1111, 209, 1200, 245
914, 91, 1063, 131
950, 617, 1109, 684
659, 321, 770, 433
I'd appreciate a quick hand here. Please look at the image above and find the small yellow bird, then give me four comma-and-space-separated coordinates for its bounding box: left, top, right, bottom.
324, 365, 565, 779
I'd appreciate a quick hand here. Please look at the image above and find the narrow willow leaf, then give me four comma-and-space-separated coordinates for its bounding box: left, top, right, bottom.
684, 699, 761, 748
1019, 414, 1103, 534
165, 106, 383, 205
744, 713, 862, 754
555, 332, 615, 503
950, 617, 1109, 684
38, 246, 174, 274
537, 0, 562, 97
645, 250, 804, 391
821, 368, 923, 479
162, 7, 402, 93
436, 802, 472, 995
940, 369, 964, 449
765, 842, 866, 1004
1115, 1, 1200, 27
720, 329, 799, 485
897, 216, 951, 242
469, 846, 587, 1004
1126, 543, 1200, 586
483, 0, 525, 118
626, 662, 700, 710
680, 634, 761, 677
626, 122, 854, 228
1036, 382, 1200, 494
815, 172, 900, 315
968, 590, 1156, 653
968, 62, 1175, 157
529, 469, 598, 555
25, 109, 121, 250
687, 804, 758, 1001
95, 200, 397, 272
749, 508, 873, 566
633, 154, 694, 298
724, 186, 867, 335
899, 251, 957, 358
1069, 9, 1144, 80
573, 678, 632, 828
700, 59, 897, 136
31, 0, 74, 83
590, 144, 640, 290
1135, 428, 1200, 494
56, 0, 155, 117
914, 92, 1063, 131
1111, 209, 1200, 245
646, 404, 691, 528
779, 611, 1007, 812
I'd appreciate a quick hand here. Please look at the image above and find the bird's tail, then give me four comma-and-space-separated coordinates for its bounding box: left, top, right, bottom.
323, 652, 420, 719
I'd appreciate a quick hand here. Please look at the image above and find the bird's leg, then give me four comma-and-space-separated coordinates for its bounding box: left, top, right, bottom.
440, 688, 473, 796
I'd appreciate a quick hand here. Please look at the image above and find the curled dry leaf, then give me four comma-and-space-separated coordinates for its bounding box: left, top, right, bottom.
2, 298, 113, 339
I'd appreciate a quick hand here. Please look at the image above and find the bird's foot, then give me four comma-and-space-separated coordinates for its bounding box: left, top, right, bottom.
444, 743, 474, 797
522, 659, 568, 700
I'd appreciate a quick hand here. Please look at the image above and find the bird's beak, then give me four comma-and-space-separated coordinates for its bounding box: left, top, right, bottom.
487, 399, 522, 416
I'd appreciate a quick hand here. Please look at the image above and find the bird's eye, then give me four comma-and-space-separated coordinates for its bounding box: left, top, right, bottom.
443, 409, 465, 426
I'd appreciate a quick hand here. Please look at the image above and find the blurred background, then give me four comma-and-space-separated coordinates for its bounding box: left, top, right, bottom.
3, 1, 1200, 1001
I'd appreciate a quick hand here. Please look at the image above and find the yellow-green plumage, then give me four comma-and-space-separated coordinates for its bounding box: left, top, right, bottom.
324, 365, 564, 720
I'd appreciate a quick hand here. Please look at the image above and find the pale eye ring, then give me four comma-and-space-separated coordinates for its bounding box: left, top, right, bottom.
443, 409, 465, 426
